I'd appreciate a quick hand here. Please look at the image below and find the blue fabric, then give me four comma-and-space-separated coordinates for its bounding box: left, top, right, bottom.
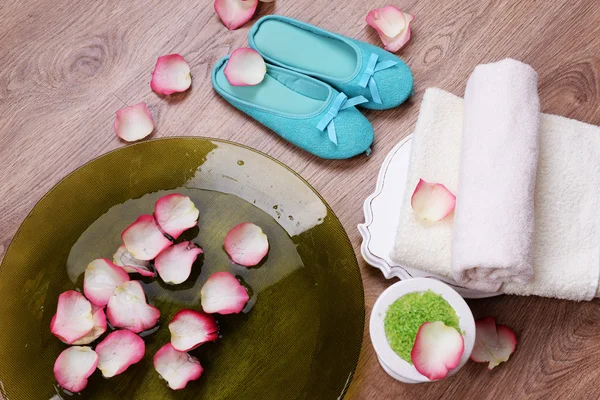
249, 15, 414, 110
212, 56, 374, 160
317, 93, 368, 145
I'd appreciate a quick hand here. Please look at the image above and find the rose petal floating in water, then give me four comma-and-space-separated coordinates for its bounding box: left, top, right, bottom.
72, 305, 107, 345
411, 179, 456, 221
50, 291, 95, 345
154, 343, 204, 390
83, 258, 130, 307
201, 271, 250, 314
214, 0, 258, 30
122, 214, 172, 261
113, 244, 156, 277
224, 48, 267, 87
53, 346, 98, 393
155, 241, 204, 285
106, 281, 160, 333
366, 6, 414, 53
411, 321, 464, 381
154, 194, 199, 239
151, 54, 192, 95
114, 102, 154, 142
169, 309, 219, 352
224, 222, 269, 266
471, 316, 517, 370
96, 330, 146, 378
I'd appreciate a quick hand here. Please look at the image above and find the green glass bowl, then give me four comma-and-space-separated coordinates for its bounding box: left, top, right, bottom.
0, 138, 364, 400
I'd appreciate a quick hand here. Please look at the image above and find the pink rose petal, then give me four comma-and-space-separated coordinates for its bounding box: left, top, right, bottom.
224, 222, 269, 266
411, 179, 456, 221
155, 241, 204, 285
169, 309, 219, 351
53, 346, 98, 393
154, 343, 203, 390
106, 281, 160, 333
471, 317, 517, 370
114, 102, 154, 142
151, 54, 192, 95
224, 48, 266, 87
113, 244, 156, 277
83, 258, 130, 307
411, 321, 464, 381
366, 6, 414, 52
122, 214, 172, 261
154, 194, 199, 239
96, 330, 146, 378
201, 271, 249, 314
50, 291, 95, 345
214, 0, 258, 30
72, 305, 107, 345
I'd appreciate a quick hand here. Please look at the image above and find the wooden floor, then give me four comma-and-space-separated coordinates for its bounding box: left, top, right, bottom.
1, 0, 600, 398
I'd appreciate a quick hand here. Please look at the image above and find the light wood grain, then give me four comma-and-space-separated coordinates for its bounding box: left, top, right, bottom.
1, 0, 600, 399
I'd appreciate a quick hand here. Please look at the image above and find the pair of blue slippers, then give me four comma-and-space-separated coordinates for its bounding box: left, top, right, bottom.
212, 15, 414, 159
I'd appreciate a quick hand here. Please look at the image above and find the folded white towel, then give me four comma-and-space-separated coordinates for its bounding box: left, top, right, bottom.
391, 88, 600, 301
452, 59, 540, 291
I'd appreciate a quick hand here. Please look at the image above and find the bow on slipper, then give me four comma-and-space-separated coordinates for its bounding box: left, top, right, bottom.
317, 93, 368, 145
359, 53, 398, 104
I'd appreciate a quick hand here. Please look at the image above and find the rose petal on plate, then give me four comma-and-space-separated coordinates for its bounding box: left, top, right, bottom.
223, 48, 267, 86
53, 346, 98, 393
366, 6, 414, 52
106, 281, 160, 333
214, 0, 258, 30
154, 343, 203, 390
155, 241, 203, 285
114, 102, 154, 142
113, 244, 156, 277
150, 54, 192, 95
122, 214, 172, 261
96, 330, 145, 378
471, 317, 517, 370
169, 309, 219, 351
83, 258, 130, 307
50, 291, 95, 344
224, 222, 269, 266
201, 271, 249, 314
72, 305, 107, 345
411, 179, 456, 221
411, 321, 464, 381
154, 194, 199, 239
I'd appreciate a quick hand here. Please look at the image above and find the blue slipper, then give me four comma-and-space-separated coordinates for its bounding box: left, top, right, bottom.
212, 56, 374, 159
248, 15, 414, 110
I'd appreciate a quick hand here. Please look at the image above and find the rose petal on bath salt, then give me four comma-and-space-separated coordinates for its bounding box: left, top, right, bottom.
106, 281, 160, 333
96, 330, 146, 378
122, 214, 172, 261
169, 309, 219, 352
114, 102, 154, 142
201, 271, 250, 314
411, 321, 464, 381
50, 291, 95, 345
72, 305, 107, 345
155, 241, 204, 285
471, 317, 517, 370
151, 54, 192, 95
214, 0, 258, 31
224, 48, 266, 86
154, 343, 204, 390
113, 244, 156, 277
224, 222, 269, 266
411, 179, 456, 221
154, 194, 200, 239
366, 6, 414, 52
83, 258, 131, 307
54, 346, 98, 393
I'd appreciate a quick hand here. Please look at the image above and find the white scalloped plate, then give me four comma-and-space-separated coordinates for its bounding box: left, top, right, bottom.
358, 135, 501, 299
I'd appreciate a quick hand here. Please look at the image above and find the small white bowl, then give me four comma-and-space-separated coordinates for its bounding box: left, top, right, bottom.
370, 278, 475, 383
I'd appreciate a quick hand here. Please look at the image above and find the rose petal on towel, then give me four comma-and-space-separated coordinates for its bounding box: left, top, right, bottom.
151, 54, 192, 95
114, 103, 154, 142
214, 0, 258, 30
72, 305, 107, 345
53, 346, 98, 393
411, 179, 456, 221
83, 258, 131, 307
50, 291, 95, 345
122, 214, 172, 261
154, 194, 200, 239
201, 271, 250, 314
155, 241, 204, 285
224, 48, 266, 86
411, 321, 464, 381
106, 281, 161, 333
113, 245, 156, 277
224, 222, 269, 266
471, 317, 517, 370
366, 6, 414, 52
169, 309, 219, 351
96, 330, 146, 378
154, 343, 204, 390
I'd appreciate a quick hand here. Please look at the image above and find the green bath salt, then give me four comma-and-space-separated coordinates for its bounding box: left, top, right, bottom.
384, 290, 461, 364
